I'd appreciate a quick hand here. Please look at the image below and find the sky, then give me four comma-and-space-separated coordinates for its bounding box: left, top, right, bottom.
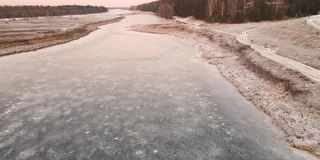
0, 0, 154, 7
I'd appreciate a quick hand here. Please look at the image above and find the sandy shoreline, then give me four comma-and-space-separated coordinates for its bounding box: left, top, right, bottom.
131, 19, 320, 157
0, 15, 124, 57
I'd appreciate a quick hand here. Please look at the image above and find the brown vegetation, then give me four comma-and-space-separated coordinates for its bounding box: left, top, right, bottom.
133, 0, 320, 22
158, 1, 175, 19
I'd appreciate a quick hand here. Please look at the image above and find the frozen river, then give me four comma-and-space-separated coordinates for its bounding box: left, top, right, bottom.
0, 10, 312, 160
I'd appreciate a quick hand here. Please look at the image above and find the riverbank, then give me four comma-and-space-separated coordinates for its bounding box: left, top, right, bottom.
0, 14, 124, 57
131, 16, 320, 157
0, 12, 313, 160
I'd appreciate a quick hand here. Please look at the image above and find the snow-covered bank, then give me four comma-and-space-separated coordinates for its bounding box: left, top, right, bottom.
307, 15, 320, 30
131, 17, 320, 157
0, 10, 134, 57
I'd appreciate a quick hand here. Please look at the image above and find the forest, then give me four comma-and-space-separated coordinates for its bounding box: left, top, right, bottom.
0, 5, 108, 19
133, 0, 320, 22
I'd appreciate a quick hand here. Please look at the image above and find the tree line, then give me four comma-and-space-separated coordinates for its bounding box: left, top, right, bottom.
0, 5, 109, 19
132, 0, 320, 22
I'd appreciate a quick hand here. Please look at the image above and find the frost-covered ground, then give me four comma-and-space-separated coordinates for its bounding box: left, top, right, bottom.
175, 16, 320, 70
307, 15, 320, 30
132, 14, 320, 157
0, 10, 129, 57
0, 12, 119, 41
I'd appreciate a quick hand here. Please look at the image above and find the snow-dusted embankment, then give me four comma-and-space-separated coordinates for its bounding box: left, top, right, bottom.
307, 15, 320, 30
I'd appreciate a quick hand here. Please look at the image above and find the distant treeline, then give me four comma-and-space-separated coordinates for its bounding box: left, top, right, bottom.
131, 0, 320, 22
0, 5, 108, 19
